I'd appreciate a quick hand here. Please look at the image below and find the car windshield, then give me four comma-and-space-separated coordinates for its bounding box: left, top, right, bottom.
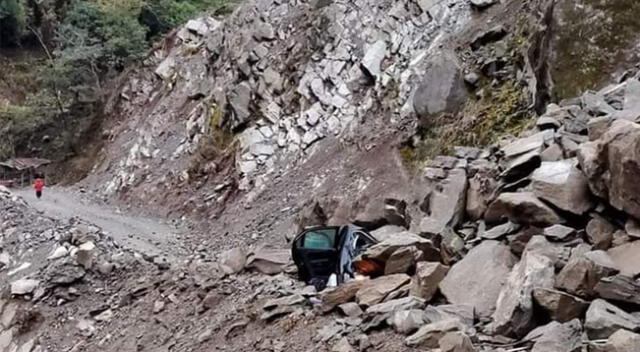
301, 228, 338, 249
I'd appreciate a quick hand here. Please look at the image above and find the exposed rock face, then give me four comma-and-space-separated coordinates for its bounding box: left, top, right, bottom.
439, 241, 517, 318
585, 299, 640, 339
489, 252, 555, 337
578, 120, 640, 218
485, 192, 564, 226
530, 159, 594, 214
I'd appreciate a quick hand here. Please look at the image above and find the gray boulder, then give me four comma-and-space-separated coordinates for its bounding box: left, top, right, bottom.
419, 168, 468, 236
439, 241, 517, 318
524, 320, 582, 352
485, 192, 564, 226
594, 275, 640, 306
405, 318, 467, 348
412, 51, 467, 119
409, 262, 449, 301
356, 274, 411, 306
604, 329, 640, 352
607, 241, 640, 277
585, 299, 640, 339
489, 252, 555, 337
438, 331, 474, 352
388, 309, 428, 335
555, 251, 618, 298
364, 231, 440, 262
586, 216, 616, 250
533, 288, 588, 322
530, 160, 594, 215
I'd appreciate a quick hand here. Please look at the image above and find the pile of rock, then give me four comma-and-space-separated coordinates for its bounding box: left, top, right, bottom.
263, 77, 640, 351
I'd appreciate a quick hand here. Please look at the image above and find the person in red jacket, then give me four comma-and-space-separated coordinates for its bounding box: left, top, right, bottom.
33, 176, 44, 199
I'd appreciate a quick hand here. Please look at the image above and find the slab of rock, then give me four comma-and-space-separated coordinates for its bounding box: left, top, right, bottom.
501, 131, 546, 158
338, 302, 363, 317
354, 198, 411, 230
555, 251, 618, 298
364, 231, 440, 262
438, 331, 474, 352
530, 160, 594, 215
541, 143, 564, 162
361, 40, 386, 78
246, 249, 290, 275
524, 320, 582, 352
587, 216, 616, 250
480, 221, 520, 240
365, 296, 425, 316
385, 247, 422, 275
10, 279, 39, 295
465, 162, 500, 220
533, 288, 588, 322
388, 309, 428, 335
585, 299, 640, 339
543, 224, 576, 241
332, 337, 355, 352
405, 318, 466, 348
607, 241, 640, 276
489, 252, 555, 337
440, 241, 517, 318
322, 280, 370, 309
594, 275, 640, 306
485, 192, 564, 226
410, 262, 449, 301
578, 120, 640, 218
419, 168, 468, 236
370, 225, 407, 242
605, 329, 640, 352
356, 274, 411, 306
228, 82, 252, 129
424, 304, 475, 327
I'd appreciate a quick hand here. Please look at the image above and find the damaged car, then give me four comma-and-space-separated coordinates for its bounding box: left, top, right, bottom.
291, 225, 378, 290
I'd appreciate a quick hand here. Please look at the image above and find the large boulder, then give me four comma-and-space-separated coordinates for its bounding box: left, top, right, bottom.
605, 329, 640, 352
384, 247, 423, 275
530, 159, 594, 215
607, 241, 640, 277
364, 231, 440, 262
353, 198, 411, 230
439, 241, 517, 318
524, 320, 582, 352
555, 251, 618, 298
485, 192, 564, 226
356, 274, 411, 306
419, 168, 468, 236
412, 50, 467, 119
585, 299, 640, 339
245, 249, 290, 275
532, 288, 588, 323
438, 332, 474, 352
409, 262, 449, 301
489, 252, 555, 337
465, 160, 500, 220
586, 216, 616, 250
594, 275, 640, 306
578, 120, 640, 218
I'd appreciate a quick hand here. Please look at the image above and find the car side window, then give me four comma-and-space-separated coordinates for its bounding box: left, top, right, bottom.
301, 228, 338, 249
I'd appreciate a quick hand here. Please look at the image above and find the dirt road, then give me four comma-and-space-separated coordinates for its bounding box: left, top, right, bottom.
14, 187, 183, 261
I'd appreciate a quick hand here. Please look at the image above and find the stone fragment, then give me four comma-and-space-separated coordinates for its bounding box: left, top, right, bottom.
10, 279, 39, 295
624, 218, 640, 239
607, 241, 640, 277
356, 274, 411, 306
332, 337, 354, 352
594, 275, 640, 306
489, 253, 555, 337
409, 262, 449, 301
419, 168, 468, 236
228, 82, 252, 129
470, 0, 498, 9
153, 300, 165, 314
532, 288, 588, 322
585, 299, 640, 339
480, 221, 520, 240
219, 248, 247, 274
246, 249, 290, 275
48, 246, 68, 260
530, 160, 594, 215
322, 280, 370, 309
364, 231, 439, 262
76, 241, 96, 269
485, 192, 563, 226
365, 296, 426, 316
555, 251, 618, 298
412, 50, 467, 118
384, 246, 422, 275
524, 320, 582, 352
605, 329, 640, 352
543, 224, 576, 241
388, 309, 428, 335
439, 241, 517, 318
423, 305, 475, 327
438, 331, 474, 352
500, 131, 545, 158
338, 303, 363, 317
405, 319, 466, 348
586, 216, 616, 250
361, 41, 386, 78
471, 25, 508, 50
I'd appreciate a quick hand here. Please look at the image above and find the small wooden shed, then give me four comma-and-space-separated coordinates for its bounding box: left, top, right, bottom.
0, 158, 51, 187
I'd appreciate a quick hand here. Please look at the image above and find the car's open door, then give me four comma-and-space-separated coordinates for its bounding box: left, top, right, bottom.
291, 226, 341, 285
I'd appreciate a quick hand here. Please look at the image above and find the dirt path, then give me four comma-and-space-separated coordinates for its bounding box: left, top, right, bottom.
14, 186, 184, 261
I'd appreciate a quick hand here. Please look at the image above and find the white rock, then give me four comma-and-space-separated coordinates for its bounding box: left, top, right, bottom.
11, 279, 39, 295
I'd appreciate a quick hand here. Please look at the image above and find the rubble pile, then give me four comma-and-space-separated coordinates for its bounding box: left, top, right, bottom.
254, 76, 640, 351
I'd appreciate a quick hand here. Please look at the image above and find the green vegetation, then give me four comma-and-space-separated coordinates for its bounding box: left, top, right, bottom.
553, 0, 640, 99
0, 0, 234, 160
